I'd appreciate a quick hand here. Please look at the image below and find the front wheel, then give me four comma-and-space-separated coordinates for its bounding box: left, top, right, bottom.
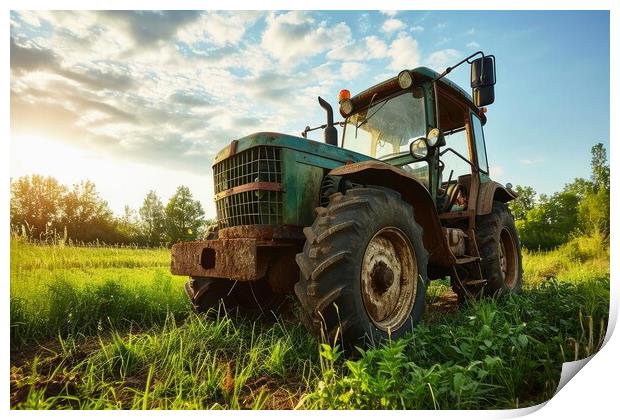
295, 187, 428, 350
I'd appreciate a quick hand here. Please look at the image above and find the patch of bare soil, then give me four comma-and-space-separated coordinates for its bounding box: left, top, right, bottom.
425, 291, 459, 323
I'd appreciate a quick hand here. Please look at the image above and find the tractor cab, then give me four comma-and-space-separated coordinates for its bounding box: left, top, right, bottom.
337, 54, 497, 217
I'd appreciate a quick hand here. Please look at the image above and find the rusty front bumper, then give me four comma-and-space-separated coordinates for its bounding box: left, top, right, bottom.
171, 238, 280, 281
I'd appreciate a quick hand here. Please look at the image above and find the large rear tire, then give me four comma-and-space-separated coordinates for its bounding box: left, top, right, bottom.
295, 187, 428, 350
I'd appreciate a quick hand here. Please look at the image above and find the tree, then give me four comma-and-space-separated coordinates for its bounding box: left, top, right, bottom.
139, 190, 166, 246
509, 185, 536, 221
165, 186, 205, 243
577, 143, 610, 237
517, 190, 580, 250
116, 205, 141, 244
590, 142, 610, 193
61, 180, 115, 243
10, 175, 66, 239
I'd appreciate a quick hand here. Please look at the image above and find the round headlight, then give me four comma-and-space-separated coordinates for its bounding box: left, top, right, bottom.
398, 70, 413, 89
426, 128, 440, 147
340, 98, 354, 116
409, 138, 428, 159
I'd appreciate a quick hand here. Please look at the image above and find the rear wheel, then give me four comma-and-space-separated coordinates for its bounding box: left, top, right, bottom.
455, 201, 522, 300
295, 187, 428, 350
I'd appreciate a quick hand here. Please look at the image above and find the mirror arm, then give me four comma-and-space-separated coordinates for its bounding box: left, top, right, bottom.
435, 51, 485, 83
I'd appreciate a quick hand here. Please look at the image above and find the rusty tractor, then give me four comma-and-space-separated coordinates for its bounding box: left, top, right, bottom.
171, 52, 523, 349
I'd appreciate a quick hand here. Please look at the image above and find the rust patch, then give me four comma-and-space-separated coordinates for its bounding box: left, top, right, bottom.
171, 239, 267, 281
218, 225, 304, 241
214, 182, 282, 201
171, 237, 302, 282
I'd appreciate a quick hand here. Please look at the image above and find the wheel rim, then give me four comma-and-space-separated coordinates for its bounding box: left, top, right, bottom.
499, 227, 518, 289
361, 227, 417, 332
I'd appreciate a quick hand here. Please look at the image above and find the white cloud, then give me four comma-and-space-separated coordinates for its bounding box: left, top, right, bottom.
466, 27, 476, 36
178, 11, 261, 47
467, 41, 481, 49
339, 62, 366, 80
435, 22, 447, 30
489, 165, 504, 178
382, 18, 405, 34
261, 11, 351, 67
520, 157, 545, 165
366, 36, 389, 59
411, 26, 424, 32
380, 11, 398, 17
326, 35, 388, 61
425, 49, 461, 70
387, 35, 421, 71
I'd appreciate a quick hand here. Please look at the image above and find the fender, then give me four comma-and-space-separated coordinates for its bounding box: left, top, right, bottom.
329, 161, 454, 266
477, 181, 518, 215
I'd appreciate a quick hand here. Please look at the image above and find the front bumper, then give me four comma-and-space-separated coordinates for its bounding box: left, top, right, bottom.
171, 237, 301, 281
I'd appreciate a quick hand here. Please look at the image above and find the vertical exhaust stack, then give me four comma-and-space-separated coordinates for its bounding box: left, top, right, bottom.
318, 96, 338, 146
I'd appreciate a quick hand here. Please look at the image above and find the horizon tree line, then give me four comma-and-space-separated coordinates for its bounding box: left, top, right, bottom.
10, 177, 211, 246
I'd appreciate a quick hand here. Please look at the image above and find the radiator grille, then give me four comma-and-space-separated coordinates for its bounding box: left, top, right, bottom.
214, 146, 281, 194
213, 146, 283, 228
216, 190, 283, 228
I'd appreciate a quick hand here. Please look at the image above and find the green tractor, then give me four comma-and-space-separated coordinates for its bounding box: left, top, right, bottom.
171, 52, 523, 349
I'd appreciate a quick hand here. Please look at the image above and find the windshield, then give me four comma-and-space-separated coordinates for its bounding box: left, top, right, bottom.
342, 88, 426, 159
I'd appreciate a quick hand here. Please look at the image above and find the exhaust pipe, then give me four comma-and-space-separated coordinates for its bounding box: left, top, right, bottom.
318, 96, 338, 146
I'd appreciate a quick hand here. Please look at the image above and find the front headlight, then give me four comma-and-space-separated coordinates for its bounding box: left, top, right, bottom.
398, 70, 413, 89
339, 99, 354, 116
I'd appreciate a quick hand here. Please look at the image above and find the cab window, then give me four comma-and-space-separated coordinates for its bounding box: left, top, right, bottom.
471, 113, 489, 173
441, 127, 471, 183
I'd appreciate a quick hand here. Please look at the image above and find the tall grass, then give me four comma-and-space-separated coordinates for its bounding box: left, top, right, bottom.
10, 233, 610, 409
10, 239, 188, 347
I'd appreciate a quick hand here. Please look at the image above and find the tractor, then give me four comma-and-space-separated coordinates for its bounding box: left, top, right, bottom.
171, 52, 523, 349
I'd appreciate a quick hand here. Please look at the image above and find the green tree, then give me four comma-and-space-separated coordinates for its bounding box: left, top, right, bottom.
61, 180, 115, 243
509, 185, 536, 221
590, 142, 610, 192
517, 190, 580, 250
165, 186, 205, 243
577, 143, 610, 236
10, 175, 66, 239
139, 190, 166, 246
116, 205, 141, 244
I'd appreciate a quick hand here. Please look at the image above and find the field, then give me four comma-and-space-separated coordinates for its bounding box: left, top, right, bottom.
10, 235, 610, 409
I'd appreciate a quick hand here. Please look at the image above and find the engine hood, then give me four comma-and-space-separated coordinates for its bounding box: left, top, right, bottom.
213, 131, 374, 167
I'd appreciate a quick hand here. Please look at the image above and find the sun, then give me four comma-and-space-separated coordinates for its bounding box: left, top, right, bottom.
10, 135, 94, 182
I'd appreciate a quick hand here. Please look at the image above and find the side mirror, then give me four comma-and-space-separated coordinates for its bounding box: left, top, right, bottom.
409, 138, 429, 160
471, 56, 496, 107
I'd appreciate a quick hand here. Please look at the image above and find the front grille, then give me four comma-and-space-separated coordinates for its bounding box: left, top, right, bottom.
213, 146, 283, 228
216, 190, 283, 228
214, 146, 281, 194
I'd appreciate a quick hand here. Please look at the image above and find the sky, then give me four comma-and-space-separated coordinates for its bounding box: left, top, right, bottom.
9, 10, 610, 217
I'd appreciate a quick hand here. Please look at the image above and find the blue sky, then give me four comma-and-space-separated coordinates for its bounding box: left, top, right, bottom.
9, 10, 610, 216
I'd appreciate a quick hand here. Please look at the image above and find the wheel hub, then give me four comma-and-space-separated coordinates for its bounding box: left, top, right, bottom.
361, 227, 417, 332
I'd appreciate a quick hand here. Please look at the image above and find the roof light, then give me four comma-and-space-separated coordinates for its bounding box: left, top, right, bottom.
397, 70, 413, 89
340, 99, 354, 116
338, 89, 351, 103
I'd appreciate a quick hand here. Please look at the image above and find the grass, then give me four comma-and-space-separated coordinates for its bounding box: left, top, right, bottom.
9, 234, 610, 409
